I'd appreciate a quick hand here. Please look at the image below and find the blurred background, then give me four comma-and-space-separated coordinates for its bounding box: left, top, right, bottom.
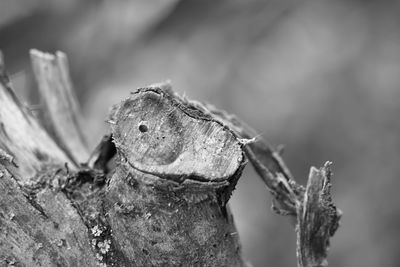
1, 0, 399, 266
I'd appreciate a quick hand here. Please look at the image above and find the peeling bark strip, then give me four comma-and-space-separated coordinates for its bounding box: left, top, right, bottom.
204, 102, 342, 266
0, 49, 340, 267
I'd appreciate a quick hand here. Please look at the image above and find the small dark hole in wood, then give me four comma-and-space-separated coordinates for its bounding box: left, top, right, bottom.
126, 175, 138, 189
139, 124, 148, 133
152, 225, 161, 232
34, 149, 49, 161
142, 249, 149, 255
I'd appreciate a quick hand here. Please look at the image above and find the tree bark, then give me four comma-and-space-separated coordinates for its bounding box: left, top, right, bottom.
0, 51, 246, 266
0, 50, 340, 267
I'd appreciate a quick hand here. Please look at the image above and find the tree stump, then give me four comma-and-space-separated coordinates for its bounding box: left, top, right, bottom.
0, 51, 246, 266
0, 50, 341, 267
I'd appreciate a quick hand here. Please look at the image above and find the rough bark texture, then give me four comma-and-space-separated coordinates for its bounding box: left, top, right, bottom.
0, 50, 341, 267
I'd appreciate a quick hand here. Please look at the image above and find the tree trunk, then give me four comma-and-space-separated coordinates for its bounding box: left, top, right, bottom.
0, 50, 341, 267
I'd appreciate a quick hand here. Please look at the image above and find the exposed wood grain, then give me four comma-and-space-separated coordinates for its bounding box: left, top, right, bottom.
296, 163, 341, 267
195, 100, 341, 267
109, 87, 244, 183
196, 102, 294, 182
30, 49, 89, 165
0, 52, 73, 181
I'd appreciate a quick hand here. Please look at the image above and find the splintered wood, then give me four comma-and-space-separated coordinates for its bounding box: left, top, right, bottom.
0, 49, 340, 267
0, 53, 72, 180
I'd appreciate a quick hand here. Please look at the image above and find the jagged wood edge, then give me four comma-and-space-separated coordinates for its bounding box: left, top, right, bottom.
296, 163, 341, 267
30, 49, 89, 165
186, 99, 342, 267
0, 50, 74, 181
0, 50, 100, 265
